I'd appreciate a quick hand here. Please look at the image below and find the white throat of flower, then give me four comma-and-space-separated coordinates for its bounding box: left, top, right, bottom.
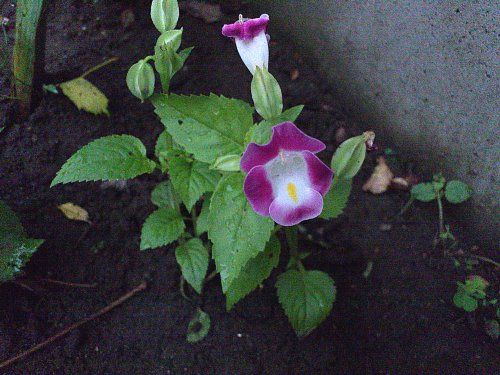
265, 151, 311, 206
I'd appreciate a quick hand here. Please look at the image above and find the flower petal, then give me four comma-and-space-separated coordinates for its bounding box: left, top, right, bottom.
269, 188, 323, 226
222, 14, 269, 40
241, 122, 326, 173
302, 151, 334, 196
243, 165, 274, 216
235, 31, 269, 74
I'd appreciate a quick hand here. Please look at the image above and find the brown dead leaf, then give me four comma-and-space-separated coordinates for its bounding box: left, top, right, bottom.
290, 69, 299, 81
362, 156, 394, 194
391, 177, 409, 190
58, 203, 91, 224
335, 127, 347, 144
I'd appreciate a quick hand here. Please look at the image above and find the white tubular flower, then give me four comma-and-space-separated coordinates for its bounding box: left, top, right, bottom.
222, 14, 269, 75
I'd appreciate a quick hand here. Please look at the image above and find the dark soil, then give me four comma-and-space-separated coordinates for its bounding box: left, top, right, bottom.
0, 1, 498, 374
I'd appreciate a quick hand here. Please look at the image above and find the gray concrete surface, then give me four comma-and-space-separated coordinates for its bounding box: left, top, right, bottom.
255, 0, 499, 245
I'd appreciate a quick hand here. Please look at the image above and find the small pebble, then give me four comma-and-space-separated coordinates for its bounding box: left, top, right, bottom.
379, 223, 392, 231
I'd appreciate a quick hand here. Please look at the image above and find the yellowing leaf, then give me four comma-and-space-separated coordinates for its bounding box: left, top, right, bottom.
60, 77, 110, 115
58, 203, 91, 223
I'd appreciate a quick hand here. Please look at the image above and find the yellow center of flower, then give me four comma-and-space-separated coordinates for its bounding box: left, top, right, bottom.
287, 182, 298, 203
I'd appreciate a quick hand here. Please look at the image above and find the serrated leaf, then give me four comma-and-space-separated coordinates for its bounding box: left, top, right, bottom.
411, 183, 436, 202
155, 130, 181, 172
331, 135, 366, 179
186, 308, 210, 343
208, 173, 274, 292
175, 238, 208, 294
0, 201, 43, 282
276, 270, 336, 336
57, 203, 91, 223
51, 135, 156, 186
320, 177, 352, 219
169, 155, 219, 211
246, 105, 304, 145
226, 235, 280, 310
453, 291, 478, 312
140, 207, 185, 250
60, 77, 109, 115
151, 93, 254, 163
151, 180, 180, 210
445, 180, 472, 204
195, 195, 211, 236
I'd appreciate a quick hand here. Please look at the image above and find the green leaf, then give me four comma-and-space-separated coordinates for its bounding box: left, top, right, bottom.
0, 201, 44, 282
276, 270, 336, 336
485, 320, 499, 340
151, 94, 254, 163
175, 238, 208, 294
331, 134, 366, 179
60, 77, 110, 116
169, 155, 220, 211
151, 180, 180, 210
51, 135, 156, 186
42, 84, 58, 94
246, 105, 304, 145
186, 308, 210, 343
251, 67, 283, 120
155, 130, 181, 172
195, 195, 211, 236
226, 235, 280, 310
453, 291, 478, 312
411, 183, 436, 202
140, 208, 185, 250
320, 177, 352, 219
445, 180, 472, 204
208, 173, 274, 292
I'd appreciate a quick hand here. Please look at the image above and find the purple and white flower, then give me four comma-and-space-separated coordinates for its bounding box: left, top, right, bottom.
241, 122, 333, 226
222, 14, 269, 75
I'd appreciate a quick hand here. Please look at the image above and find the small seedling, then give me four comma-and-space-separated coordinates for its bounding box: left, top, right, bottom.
0, 201, 44, 282
402, 173, 472, 248
453, 275, 488, 312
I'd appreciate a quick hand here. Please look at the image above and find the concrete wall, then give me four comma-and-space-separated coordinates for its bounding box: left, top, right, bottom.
256, 0, 499, 244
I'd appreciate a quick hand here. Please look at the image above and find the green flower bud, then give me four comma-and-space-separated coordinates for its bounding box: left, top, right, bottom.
126, 60, 155, 102
156, 29, 183, 52
251, 66, 283, 120
332, 131, 375, 179
211, 154, 241, 172
151, 0, 179, 33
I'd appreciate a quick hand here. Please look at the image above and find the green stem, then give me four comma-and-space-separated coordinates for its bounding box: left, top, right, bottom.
436, 194, 445, 235
398, 196, 415, 217
284, 226, 305, 272
80, 56, 118, 79
469, 254, 500, 268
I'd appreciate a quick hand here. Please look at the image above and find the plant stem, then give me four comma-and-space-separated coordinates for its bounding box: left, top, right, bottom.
469, 254, 500, 268
0, 94, 19, 101
0, 281, 147, 370
436, 194, 445, 235
398, 197, 414, 217
284, 226, 305, 272
80, 57, 119, 79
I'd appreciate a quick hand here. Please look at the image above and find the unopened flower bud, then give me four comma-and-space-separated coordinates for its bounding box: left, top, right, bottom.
251, 66, 283, 120
151, 0, 179, 33
126, 60, 155, 102
211, 154, 241, 172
